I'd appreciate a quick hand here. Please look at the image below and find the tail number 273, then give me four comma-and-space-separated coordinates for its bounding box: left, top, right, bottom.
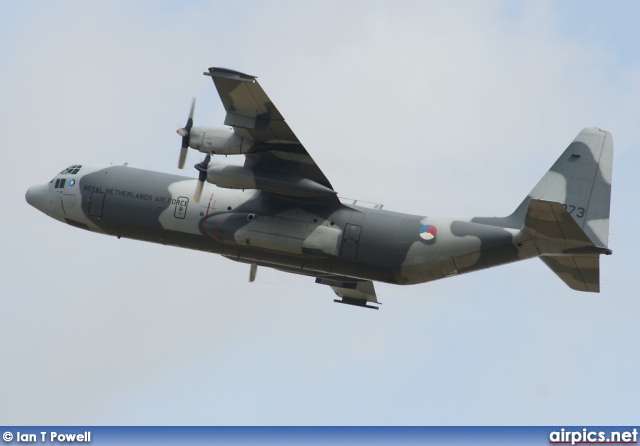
562, 204, 586, 218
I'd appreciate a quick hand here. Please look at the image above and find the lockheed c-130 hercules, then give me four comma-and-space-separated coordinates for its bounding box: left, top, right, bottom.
25, 67, 613, 309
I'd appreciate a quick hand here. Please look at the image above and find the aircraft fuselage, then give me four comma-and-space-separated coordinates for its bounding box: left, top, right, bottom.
26, 164, 537, 287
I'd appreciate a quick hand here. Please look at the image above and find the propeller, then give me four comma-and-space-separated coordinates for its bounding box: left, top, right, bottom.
193, 153, 211, 203
177, 98, 196, 169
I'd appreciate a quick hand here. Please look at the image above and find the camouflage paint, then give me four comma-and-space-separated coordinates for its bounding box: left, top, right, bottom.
24, 66, 613, 308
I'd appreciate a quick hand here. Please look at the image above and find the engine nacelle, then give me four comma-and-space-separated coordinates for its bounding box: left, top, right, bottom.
188, 127, 255, 155
206, 164, 337, 197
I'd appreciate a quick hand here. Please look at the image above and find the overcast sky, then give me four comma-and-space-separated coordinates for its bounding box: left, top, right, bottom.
2, 1, 639, 425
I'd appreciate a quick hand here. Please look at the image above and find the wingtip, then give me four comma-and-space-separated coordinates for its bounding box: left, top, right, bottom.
205, 67, 256, 82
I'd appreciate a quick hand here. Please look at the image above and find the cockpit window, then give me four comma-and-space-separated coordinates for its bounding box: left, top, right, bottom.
60, 165, 82, 175
55, 179, 66, 188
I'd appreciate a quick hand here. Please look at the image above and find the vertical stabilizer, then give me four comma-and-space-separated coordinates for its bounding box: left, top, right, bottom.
522, 128, 613, 248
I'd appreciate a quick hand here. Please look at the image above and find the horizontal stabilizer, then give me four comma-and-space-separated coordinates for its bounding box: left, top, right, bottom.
524, 199, 610, 292
540, 255, 600, 292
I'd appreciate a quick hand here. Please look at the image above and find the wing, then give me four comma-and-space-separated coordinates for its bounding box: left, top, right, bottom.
204, 67, 337, 201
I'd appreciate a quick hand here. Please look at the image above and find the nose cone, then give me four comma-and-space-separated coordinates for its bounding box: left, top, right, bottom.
25, 184, 50, 214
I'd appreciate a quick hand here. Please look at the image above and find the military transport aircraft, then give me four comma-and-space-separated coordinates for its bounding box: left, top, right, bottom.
25, 67, 613, 309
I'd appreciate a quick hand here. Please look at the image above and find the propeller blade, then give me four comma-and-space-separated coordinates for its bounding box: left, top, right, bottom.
177, 98, 196, 169
193, 180, 204, 203
249, 264, 257, 282
193, 154, 211, 203
187, 97, 195, 126
178, 144, 188, 169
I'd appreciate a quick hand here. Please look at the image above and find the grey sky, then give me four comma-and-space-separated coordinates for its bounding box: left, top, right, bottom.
1, 0, 639, 425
